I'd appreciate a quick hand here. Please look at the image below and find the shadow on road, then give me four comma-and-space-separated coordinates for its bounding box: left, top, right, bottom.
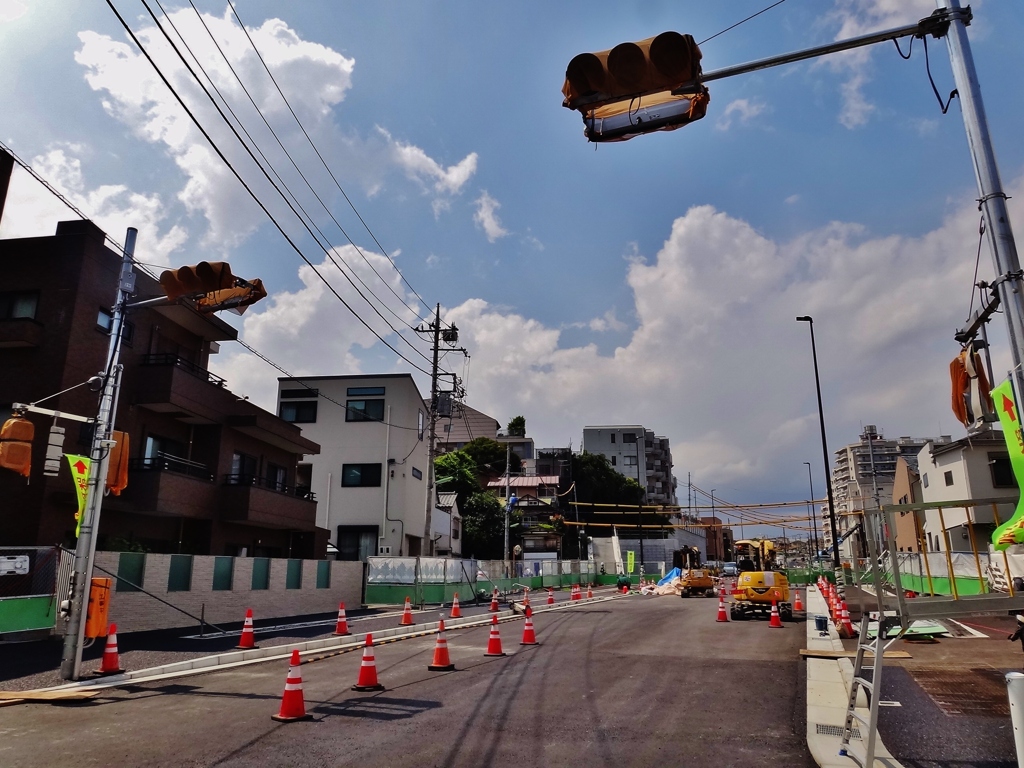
314, 695, 442, 721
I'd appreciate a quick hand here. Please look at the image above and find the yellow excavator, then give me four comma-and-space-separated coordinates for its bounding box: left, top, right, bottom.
729, 539, 792, 621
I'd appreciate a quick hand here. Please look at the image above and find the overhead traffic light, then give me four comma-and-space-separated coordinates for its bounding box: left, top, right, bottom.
0, 416, 34, 478
160, 261, 235, 301
562, 31, 709, 143
160, 262, 267, 314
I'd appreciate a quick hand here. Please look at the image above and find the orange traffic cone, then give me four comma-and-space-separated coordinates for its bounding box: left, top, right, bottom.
236, 608, 258, 649
352, 634, 385, 691
716, 595, 729, 623
272, 649, 313, 722
450, 592, 462, 619
400, 596, 415, 626
428, 620, 456, 671
547, 587, 555, 605
333, 602, 351, 636
622, 583, 630, 594
489, 589, 500, 612
97, 623, 124, 675
523, 587, 530, 607
586, 584, 593, 599
571, 584, 580, 601
521, 606, 539, 646
769, 600, 784, 628
793, 589, 804, 612
840, 600, 856, 638
484, 614, 506, 657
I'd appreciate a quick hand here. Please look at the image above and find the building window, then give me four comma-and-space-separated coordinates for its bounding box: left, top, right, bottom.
266, 463, 287, 492
610, 433, 616, 443
418, 409, 425, 440
346, 399, 385, 422
281, 388, 318, 398
623, 455, 637, 466
251, 558, 271, 590
286, 559, 302, 589
412, 467, 423, 480
989, 453, 1017, 489
922, 473, 929, 488
0, 291, 38, 320
342, 463, 382, 487
347, 386, 385, 397
167, 555, 193, 592
212, 557, 234, 590
943, 470, 954, 487
95, 307, 134, 344
452, 520, 460, 540
230, 452, 258, 484
623, 432, 637, 443
280, 400, 317, 423
316, 560, 331, 588
611, 455, 617, 466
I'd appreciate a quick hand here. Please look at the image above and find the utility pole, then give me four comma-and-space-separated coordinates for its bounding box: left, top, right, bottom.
419, 304, 442, 557
504, 441, 511, 570
60, 227, 137, 681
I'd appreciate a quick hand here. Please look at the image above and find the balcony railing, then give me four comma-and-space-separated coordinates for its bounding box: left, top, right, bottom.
130, 453, 214, 480
222, 473, 316, 501
141, 353, 226, 387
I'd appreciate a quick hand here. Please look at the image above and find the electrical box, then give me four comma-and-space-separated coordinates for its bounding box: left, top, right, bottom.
378, 545, 392, 555
84, 577, 112, 638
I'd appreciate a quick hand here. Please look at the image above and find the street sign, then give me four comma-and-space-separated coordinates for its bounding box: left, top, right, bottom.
627, 550, 635, 574
66, 454, 91, 538
992, 378, 1024, 549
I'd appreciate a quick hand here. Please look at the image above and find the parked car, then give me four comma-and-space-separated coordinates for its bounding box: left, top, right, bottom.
722, 562, 740, 577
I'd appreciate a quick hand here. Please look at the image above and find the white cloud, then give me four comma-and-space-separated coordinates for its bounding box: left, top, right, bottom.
588, 310, 628, 333
715, 98, 767, 131
821, 0, 937, 129
785, 194, 800, 205
0, 148, 187, 264
473, 190, 509, 242
0, 0, 28, 23
377, 127, 478, 216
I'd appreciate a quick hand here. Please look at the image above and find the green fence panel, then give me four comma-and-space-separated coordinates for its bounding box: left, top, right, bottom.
316, 560, 331, 589
0, 596, 57, 633
116, 552, 145, 592
212, 557, 234, 591
251, 558, 270, 590
167, 555, 193, 592
286, 560, 302, 590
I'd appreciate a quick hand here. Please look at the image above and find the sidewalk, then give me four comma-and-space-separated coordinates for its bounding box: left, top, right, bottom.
804, 585, 902, 768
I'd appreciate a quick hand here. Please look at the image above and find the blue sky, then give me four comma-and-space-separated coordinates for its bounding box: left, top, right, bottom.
2, 1, 1023, 532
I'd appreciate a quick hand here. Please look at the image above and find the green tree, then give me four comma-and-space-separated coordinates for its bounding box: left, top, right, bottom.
434, 450, 480, 506
506, 415, 526, 437
461, 491, 508, 559
463, 436, 520, 477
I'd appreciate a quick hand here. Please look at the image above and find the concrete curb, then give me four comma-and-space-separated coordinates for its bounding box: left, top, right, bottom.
12, 594, 621, 697
804, 586, 903, 768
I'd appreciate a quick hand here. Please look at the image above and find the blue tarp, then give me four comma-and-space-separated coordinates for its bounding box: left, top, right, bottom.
658, 567, 681, 587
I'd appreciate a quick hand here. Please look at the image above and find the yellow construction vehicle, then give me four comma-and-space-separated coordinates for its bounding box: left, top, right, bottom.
678, 568, 716, 597
728, 540, 792, 620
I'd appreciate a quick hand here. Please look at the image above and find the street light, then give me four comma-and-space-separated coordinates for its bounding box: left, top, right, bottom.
803, 461, 821, 575
796, 316, 841, 571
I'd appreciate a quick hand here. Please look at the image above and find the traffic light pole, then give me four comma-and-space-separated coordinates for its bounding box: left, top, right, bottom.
59, 227, 137, 681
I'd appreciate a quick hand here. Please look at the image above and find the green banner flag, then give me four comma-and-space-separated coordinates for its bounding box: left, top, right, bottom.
991, 379, 1024, 549
66, 454, 90, 538
627, 550, 635, 574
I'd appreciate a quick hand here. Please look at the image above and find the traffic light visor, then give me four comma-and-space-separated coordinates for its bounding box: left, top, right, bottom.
562, 31, 703, 113
0, 416, 34, 478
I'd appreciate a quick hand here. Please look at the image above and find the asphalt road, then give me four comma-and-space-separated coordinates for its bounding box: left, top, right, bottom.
0, 595, 814, 768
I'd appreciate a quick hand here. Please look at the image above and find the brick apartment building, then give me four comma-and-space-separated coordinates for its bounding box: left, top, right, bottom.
0, 213, 325, 557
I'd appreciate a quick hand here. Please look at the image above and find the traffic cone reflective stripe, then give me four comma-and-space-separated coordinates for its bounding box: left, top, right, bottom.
586, 585, 593, 599
400, 596, 415, 626
769, 600, 784, 628
484, 615, 506, 657
236, 608, 258, 649
547, 588, 555, 605
428, 620, 456, 671
840, 600, 856, 638
521, 607, 539, 645
272, 650, 312, 722
333, 602, 351, 636
352, 634, 385, 691
716, 595, 729, 623
97, 623, 124, 675
793, 589, 804, 612
489, 589, 500, 612
450, 592, 462, 619
523, 587, 530, 607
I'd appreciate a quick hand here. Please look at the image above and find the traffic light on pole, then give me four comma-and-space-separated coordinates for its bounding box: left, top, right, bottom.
0, 416, 34, 478
159, 261, 236, 301
562, 31, 709, 143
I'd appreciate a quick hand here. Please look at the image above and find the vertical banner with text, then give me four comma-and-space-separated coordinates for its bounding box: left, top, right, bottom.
627, 550, 635, 574
991, 379, 1024, 549
66, 455, 91, 538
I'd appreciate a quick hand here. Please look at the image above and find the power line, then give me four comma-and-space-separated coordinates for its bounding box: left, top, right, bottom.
180, 0, 432, 330
107, 0, 434, 377
144, 0, 435, 369
699, 0, 787, 46
225, 0, 436, 320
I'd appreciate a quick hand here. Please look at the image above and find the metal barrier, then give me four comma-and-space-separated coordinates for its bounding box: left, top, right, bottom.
0, 546, 60, 634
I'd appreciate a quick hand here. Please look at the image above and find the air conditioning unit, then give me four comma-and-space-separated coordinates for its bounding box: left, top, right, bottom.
378, 545, 392, 555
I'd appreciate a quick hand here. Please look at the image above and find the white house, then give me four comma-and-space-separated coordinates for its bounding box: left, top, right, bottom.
277, 374, 430, 559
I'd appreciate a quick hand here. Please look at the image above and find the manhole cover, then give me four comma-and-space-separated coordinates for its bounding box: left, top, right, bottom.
909, 666, 1009, 717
